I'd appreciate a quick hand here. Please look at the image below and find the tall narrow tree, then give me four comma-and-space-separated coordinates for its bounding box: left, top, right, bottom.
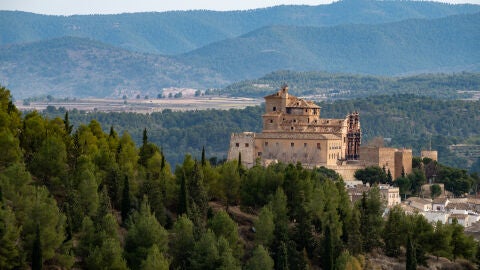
32, 225, 42, 270
121, 175, 131, 223
406, 235, 417, 270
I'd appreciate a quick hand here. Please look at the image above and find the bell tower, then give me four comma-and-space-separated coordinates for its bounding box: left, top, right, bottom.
346, 111, 361, 160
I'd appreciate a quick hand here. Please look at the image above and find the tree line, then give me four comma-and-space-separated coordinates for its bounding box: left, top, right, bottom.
42, 93, 480, 172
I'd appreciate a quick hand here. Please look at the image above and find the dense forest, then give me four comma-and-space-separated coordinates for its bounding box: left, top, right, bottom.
2, 85, 480, 269
42, 94, 480, 172
220, 71, 480, 99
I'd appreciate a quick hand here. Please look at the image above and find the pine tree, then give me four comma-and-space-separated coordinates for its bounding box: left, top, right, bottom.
0, 203, 21, 269
31, 225, 42, 270
171, 215, 195, 269
141, 245, 169, 270
246, 245, 274, 270
125, 197, 168, 269
383, 206, 406, 257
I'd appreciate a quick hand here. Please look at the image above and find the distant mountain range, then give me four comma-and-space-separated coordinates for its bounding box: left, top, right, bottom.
0, 0, 479, 99
176, 12, 480, 80
1, 1, 479, 55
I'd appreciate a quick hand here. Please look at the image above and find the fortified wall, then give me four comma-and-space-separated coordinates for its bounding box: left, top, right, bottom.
359, 146, 412, 179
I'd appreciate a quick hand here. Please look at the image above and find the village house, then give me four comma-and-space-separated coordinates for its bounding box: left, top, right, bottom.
405, 197, 432, 212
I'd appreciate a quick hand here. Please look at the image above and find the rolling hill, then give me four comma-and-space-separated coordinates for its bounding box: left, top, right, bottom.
1, 0, 479, 55
176, 12, 480, 80
1, 13, 478, 99
219, 70, 480, 99
0, 37, 226, 98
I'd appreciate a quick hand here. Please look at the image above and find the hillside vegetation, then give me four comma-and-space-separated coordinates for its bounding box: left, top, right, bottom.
1, 0, 478, 55
177, 12, 480, 80
221, 70, 480, 99
1, 86, 479, 270
0, 37, 226, 99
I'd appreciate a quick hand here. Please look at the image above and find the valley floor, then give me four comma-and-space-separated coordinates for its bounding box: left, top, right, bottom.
15, 96, 263, 113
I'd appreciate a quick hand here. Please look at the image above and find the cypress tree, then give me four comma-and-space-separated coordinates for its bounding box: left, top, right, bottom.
160, 151, 165, 171
142, 128, 148, 146
178, 172, 188, 216
63, 112, 73, 135
406, 235, 416, 270
201, 146, 206, 167
238, 152, 242, 169
109, 126, 117, 138
32, 225, 42, 270
322, 225, 334, 270
121, 175, 131, 223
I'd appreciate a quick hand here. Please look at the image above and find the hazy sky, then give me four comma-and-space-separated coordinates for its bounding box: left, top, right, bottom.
2, 0, 479, 15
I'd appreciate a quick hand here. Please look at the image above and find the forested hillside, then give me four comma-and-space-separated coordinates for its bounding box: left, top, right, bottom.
42, 95, 480, 172
177, 13, 480, 80
1, 0, 478, 55
0, 37, 226, 99
220, 71, 480, 99
1, 86, 479, 269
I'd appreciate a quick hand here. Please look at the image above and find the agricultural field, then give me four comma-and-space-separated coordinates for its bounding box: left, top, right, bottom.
15, 96, 263, 113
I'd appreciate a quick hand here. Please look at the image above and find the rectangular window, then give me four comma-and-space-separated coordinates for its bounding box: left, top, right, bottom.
235, 143, 239, 147
317, 143, 321, 149
265, 142, 268, 146
304, 143, 307, 147
245, 143, 249, 147
291, 142, 294, 147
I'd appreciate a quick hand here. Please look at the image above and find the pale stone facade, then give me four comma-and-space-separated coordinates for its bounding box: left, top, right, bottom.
379, 185, 401, 207
359, 146, 412, 180
227, 85, 414, 182
228, 85, 360, 171
421, 150, 438, 161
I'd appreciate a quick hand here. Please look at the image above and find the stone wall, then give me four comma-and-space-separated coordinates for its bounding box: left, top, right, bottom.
227, 132, 256, 168
395, 149, 412, 179
421, 150, 438, 161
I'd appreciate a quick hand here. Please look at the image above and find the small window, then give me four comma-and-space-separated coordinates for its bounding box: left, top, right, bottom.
273, 106, 276, 111
317, 143, 321, 149
265, 142, 268, 146
291, 142, 294, 147
235, 143, 239, 147
245, 143, 249, 147
291, 127, 294, 130
304, 143, 307, 147
269, 119, 273, 123
258, 152, 262, 156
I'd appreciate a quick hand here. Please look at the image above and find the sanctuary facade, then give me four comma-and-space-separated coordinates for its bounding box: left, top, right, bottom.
227, 84, 412, 181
